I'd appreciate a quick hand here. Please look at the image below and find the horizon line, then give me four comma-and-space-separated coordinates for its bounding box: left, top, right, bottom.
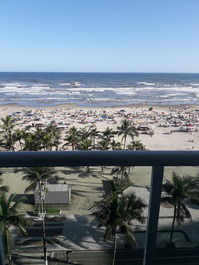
0, 71, 199, 74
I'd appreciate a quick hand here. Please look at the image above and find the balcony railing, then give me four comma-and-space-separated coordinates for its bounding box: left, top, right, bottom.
0, 150, 199, 265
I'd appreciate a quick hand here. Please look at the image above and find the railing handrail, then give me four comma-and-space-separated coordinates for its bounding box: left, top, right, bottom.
0, 150, 199, 167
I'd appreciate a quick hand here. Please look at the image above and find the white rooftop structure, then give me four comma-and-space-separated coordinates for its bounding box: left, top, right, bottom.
35, 183, 71, 205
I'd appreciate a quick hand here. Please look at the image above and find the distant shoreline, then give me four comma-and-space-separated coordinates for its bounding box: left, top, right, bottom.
0, 103, 198, 121
0, 102, 198, 110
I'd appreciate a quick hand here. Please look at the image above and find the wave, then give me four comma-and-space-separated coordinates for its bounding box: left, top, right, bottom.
59, 83, 71, 86
137, 82, 156, 86
0, 82, 199, 107
1, 83, 199, 92
67, 87, 117, 92
87, 98, 120, 102
0, 88, 46, 94
0, 82, 21, 86
160, 98, 194, 102
127, 86, 199, 93
20, 97, 85, 101
116, 91, 136, 95
159, 93, 188, 98
67, 85, 199, 94
190, 83, 199, 86
32, 86, 50, 89
86, 98, 136, 102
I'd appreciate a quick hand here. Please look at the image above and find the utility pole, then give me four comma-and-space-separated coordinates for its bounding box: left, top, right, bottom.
0, 233, 5, 265
40, 181, 48, 265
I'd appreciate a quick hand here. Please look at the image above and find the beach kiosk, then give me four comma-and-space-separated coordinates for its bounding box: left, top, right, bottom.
35, 184, 71, 205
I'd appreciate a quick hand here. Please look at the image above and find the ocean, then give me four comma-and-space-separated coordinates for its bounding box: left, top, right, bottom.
0, 72, 199, 107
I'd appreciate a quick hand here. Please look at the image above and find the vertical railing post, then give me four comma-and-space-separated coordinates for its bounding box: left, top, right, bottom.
143, 166, 164, 265
0, 233, 4, 265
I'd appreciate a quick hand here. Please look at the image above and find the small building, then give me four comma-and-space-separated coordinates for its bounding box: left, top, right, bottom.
35, 184, 71, 205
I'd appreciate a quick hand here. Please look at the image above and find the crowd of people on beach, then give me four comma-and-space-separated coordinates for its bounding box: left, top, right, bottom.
1, 105, 199, 153
10, 106, 199, 135
0, 111, 145, 152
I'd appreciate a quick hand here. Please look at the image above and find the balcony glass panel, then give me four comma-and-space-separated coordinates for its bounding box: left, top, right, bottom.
157, 166, 199, 250
0, 165, 152, 264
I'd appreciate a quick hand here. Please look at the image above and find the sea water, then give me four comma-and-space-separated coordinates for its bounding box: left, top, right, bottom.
0, 72, 199, 107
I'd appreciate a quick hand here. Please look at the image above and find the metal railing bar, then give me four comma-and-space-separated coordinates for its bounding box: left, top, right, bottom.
0, 150, 199, 167
143, 166, 164, 265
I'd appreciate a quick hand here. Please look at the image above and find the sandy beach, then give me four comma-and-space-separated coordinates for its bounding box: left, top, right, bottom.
1, 103, 199, 215
1, 103, 199, 151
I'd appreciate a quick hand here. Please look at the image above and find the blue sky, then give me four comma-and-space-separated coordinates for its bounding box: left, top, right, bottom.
0, 0, 199, 72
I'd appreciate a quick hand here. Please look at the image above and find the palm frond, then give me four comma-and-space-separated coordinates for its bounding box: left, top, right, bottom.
24, 182, 37, 193
0, 185, 9, 193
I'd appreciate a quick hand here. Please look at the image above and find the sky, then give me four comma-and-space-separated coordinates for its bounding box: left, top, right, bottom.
0, 0, 199, 73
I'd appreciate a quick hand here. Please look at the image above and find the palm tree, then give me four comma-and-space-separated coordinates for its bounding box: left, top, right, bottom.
111, 166, 128, 180
77, 138, 92, 151
0, 137, 5, 151
97, 138, 110, 151
13, 129, 25, 151
68, 126, 78, 135
0, 193, 29, 265
44, 122, 62, 150
64, 126, 79, 151
22, 167, 56, 193
161, 172, 199, 246
41, 131, 54, 151
112, 176, 133, 195
117, 120, 138, 150
22, 132, 41, 151
97, 139, 110, 172
0, 115, 16, 151
126, 140, 145, 174
91, 192, 146, 265
1, 115, 15, 134
110, 140, 122, 151
77, 138, 92, 172
90, 127, 100, 150
34, 126, 46, 150
78, 127, 91, 140
101, 127, 116, 141
22, 167, 56, 216
22, 167, 56, 264
127, 140, 145, 150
